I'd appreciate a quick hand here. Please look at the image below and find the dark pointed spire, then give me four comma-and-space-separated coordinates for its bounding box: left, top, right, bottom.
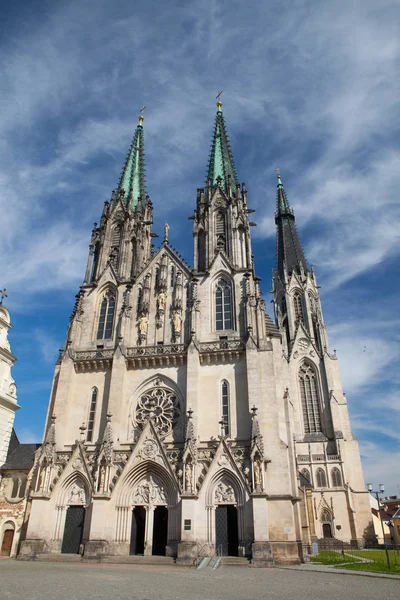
275, 172, 308, 280
117, 114, 146, 211
206, 101, 238, 196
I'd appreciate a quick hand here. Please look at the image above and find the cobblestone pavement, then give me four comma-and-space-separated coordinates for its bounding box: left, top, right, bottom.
1, 560, 399, 600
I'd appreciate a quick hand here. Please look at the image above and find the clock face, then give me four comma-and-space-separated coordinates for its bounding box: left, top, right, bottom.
298, 338, 310, 351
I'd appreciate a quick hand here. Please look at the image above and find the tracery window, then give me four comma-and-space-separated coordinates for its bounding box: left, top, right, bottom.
170, 266, 175, 287
87, 388, 98, 442
331, 467, 342, 487
133, 385, 182, 437
9, 475, 26, 500
316, 468, 327, 488
97, 290, 116, 340
293, 292, 304, 323
299, 363, 322, 434
221, 381, 230, 436
216, 278, 233, 330
111, 224, 122, 247
238, 227, 246, 268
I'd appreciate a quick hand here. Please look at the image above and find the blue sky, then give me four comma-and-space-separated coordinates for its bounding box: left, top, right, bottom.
1, 0, 399, 494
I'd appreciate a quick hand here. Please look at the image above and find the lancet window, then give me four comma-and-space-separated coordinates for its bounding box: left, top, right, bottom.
87, 388, 98, 442
316, 468, 327, 488
215, 211, 227, 252
216, 278, 233, 330
221, 380, 230, 436
331, 467, 342, 487
299, 362, 322, 434
293, 292, 304, 324
97, 290, 116, 340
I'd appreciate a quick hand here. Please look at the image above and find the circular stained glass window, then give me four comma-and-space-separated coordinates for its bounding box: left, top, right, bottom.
134, 386, 181, 436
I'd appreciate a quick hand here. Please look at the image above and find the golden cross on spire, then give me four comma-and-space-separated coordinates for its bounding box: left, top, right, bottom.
216, 91, 223, 111
138, 105, 146, 124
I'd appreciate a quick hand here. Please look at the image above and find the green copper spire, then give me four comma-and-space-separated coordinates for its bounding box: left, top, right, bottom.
275, 171, 308, 279
206, 101, 238, 195
117, 114, 146, 211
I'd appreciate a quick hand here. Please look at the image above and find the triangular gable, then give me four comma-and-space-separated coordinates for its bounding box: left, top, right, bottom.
197, 437, 251, 495
289, 321, 320, 360
51, 440, 93, 494
135, 245, 190, 286
207, 250, 235, 275
209, 185, 229, 209
112, 419, 178, 493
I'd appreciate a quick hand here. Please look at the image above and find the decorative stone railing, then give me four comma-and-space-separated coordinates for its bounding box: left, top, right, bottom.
198, 339, 246, 364
71, 349, 114, 372
297, 453, 341, 464
125, 344, 186, 368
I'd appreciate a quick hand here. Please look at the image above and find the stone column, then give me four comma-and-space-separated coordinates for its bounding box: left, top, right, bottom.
144, 506, 155, 556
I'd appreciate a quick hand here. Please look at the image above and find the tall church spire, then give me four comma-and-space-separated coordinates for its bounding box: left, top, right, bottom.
206, 101, 238, 196
117, 114, 146, 211
275, 173, 308, 280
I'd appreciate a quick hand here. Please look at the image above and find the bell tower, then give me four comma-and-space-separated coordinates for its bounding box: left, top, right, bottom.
192, 101, 254, 273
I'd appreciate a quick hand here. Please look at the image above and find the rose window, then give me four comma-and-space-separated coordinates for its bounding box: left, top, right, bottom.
134, 386, 181, 436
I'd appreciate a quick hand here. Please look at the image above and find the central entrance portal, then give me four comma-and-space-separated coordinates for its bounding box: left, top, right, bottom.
152, 506, 168, 556
61, 506, 85, 554
130, 506, 146, 555
215, 505, 238, 556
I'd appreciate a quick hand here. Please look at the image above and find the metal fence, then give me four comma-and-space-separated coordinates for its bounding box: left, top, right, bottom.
304, 541, 400, 571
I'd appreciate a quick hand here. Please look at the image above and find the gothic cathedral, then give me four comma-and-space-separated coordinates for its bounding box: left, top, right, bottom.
21, 103, 371, 565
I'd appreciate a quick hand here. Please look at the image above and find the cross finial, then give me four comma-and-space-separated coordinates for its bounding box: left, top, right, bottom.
251, 405, 258, 417
0, 288, 7, 305
274, 167, 280, 177
216, 91, 223, 111
138, 105, 146, 124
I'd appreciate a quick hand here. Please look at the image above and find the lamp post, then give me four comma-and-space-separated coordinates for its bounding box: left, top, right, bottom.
367, 483, 391, 570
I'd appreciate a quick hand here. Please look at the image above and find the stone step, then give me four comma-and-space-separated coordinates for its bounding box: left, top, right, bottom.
220, 556, 250, 566
96, 555, 176, 565
35, 554, 82, 562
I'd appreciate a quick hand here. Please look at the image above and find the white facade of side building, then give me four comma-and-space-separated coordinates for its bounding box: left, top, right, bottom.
20, 112, 371, 565
0, 305, 19, 467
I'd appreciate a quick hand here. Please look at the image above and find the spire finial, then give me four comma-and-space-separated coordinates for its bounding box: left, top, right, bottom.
216, 91, 223, 112
275, 167, 283, 187
138, 105, 146, 125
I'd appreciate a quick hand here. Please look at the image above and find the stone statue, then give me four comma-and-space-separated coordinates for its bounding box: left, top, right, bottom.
157, 290, 167, 311
254, 460, 262, 489
173, 309, 182, 334
185, 461, 193, 492
139, 314, 149, 335
164, 223, 170, 243
68, 482, 85, 504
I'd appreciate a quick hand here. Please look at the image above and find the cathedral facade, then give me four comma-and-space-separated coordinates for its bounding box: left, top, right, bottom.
20, 104, 371, 565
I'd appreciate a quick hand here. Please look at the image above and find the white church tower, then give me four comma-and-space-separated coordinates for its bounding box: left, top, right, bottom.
0, 294, 19, 465
20, 104, 371, 565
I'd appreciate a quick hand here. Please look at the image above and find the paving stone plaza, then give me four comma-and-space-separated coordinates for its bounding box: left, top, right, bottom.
1, 561, 399, 600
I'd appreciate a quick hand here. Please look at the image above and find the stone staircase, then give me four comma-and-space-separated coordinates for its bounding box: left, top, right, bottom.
88, 555, 176, 565
220, 556, 251, 567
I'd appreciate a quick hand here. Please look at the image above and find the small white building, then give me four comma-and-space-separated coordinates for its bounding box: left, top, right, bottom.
21, 105, 371, 565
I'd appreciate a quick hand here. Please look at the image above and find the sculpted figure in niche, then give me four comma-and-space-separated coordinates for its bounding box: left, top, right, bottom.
185, 461, 193, 493
157, 290, 167, 311
253, 459, 262, 489
138, 314, 149, 335
173, 309, 182, 334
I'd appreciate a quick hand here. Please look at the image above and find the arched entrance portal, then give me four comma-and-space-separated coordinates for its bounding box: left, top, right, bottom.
61, 480, 87, 554
1, 523, 15, 556
321, 509, 333, 539
213, 479, 240, 557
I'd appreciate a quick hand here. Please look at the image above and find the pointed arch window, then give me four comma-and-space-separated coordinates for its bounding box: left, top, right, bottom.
293, 292, 304, 323
299, 363, 322, 434
87, 388, 98, 442
216, 278, 233, 330
301, 468, 311, 485
111, 224, 122, 247
137, 287, 142, 314
97, 290, 116, 339
215, 211, 226, 252
331, 467, 342, 488
170, 266, 175, 287
221, 380, 230, 436
316, 468, 327, 488
11, 477, 19, 498
238, 227, 246, 268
